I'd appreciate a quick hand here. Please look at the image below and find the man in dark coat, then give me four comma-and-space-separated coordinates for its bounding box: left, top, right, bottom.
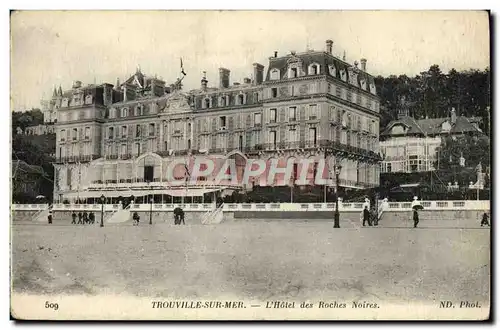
47, 211, 53, 224
77, 212, 83, 224
82, 211, 89, 224
132, 212, 140, 226
71, 212, 77, 224
89, 212, 95, 224
413, 210, 419, 228
481, 212, 490, 227
362, 206, 371, 227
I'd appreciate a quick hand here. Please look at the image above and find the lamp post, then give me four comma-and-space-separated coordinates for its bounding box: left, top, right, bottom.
149, 197, 153, 225
100, 194, 105, 227
334, 165, 342, 228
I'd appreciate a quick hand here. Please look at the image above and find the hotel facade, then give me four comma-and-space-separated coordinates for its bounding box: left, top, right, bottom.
49, 40, 381, 202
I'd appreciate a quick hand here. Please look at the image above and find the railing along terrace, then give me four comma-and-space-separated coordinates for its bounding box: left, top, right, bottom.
12, 204, 49, 211
12, 201, 489, 213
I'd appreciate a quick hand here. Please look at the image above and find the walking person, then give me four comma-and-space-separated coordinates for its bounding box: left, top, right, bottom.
82, 211, 89, 225
71, 212, 77, 225
362, 205, 371, 227
481, 212, 490, 227
132, 212, 140, 226
413, 209, 419, 228
89, 212, 95, 225
47, 210, 53, 224
77, 212, 83, 225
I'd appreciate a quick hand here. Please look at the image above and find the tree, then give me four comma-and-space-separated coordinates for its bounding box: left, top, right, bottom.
434, 134, 490, 187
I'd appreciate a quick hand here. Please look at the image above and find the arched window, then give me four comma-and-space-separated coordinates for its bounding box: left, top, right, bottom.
270, 69, 280, 80
121, 107, 128, 117
308, 63, 320, 75
204, 97, 210, 109
238, 94, 244, 105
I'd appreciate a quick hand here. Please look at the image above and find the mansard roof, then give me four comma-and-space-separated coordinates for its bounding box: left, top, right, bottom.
265, 50, 376, 89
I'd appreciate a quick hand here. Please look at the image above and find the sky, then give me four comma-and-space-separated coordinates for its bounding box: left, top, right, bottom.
10, 10, 490, 111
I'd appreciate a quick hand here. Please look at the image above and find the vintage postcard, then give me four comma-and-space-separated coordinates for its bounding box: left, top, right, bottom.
10, 10, 491, 320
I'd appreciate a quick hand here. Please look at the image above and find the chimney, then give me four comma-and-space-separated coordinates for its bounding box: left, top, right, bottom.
219, 68, 230, 88
274, 51, 278, 58
451, 107, 457, 125
360, 58, 367, 71
201, 71, 208, 91
72, 81, 81, 89
103, 83, 113, 106
252, 63, 264, 85
326, 40, 333, 54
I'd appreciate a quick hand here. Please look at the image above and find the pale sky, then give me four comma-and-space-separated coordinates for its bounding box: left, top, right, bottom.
10, 10, 490, 111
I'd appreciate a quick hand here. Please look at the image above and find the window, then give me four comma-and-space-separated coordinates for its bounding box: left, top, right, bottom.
136, 125, 141, 137
290, 67, 298, 78
270, 69, 280, 80
121, 108, 128, 117
239, 135, 243, 151
220, 116, 227, 128
308, 64, 319, 75
187, 139, 191, 150
84, 127, 90, 139
336, 86, 341, 97
289, 107, 297, 122
270, 131, 277, 149
290, 85, 295, 96
238, 94, 244, 105
204, 98, 210, 109
135, 105, 144, 116
135, 143, 141, 156
121, 126, 127, 138
164, 141, 168, 151
254, 113, 262, 126
121, 144, 127, 156
254, 92, 259, 103
271, 88, 278, 98
289, 126, 299, 142
60, 130, 66, 141
270, 109, 277, 123
309, 127, 317, 146
149, 123, 155, 136
309, 104, 318, 120
347, 90, 352, 102
72, 128, 78, 141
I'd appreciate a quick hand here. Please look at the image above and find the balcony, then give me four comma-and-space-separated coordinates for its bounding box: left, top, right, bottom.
54, 154, 101, 164
119, 153, 133, 160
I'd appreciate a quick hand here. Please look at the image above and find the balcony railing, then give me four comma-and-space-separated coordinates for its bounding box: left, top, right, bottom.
54, 154, 101, 164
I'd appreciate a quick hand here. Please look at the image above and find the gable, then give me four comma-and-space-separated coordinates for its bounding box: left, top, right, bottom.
391, 124, 406, 135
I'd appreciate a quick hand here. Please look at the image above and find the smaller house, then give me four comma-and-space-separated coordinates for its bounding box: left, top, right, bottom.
380, 108, 483, 173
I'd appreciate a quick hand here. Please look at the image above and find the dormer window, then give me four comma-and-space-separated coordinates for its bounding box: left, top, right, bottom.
238, 94, 245, 105
328, 65, 337, 77
290, 67, 298, 78
308, 63, 320, 75
135, 104, 143, 116
270, 69, 280, 80
121, 107, 128, 117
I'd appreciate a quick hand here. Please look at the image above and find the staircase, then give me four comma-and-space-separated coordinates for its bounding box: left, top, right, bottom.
33, 209, 50, 222
201, 204, 224, 225
106, 205, 131, 224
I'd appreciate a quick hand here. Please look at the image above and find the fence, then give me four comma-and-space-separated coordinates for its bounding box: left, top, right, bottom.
12, 200, 490, 213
